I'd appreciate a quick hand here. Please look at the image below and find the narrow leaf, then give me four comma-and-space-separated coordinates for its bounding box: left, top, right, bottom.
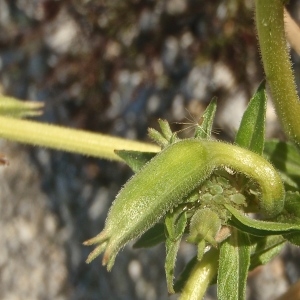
218, 229, 251, 300
133, 223, 165, 248
275, 191, 300, 223
115, 150, 156, 172
165, 210, 187, 241
226, 205, 300, 236
164, 210, 187, 293
264, 140, 300, 190
165, 238, 181, 294
235, 81, 267, 155
250, 235, 285, 270
284, 232, 300, 246
195, 97, 217, 139
281, 192, 300, 246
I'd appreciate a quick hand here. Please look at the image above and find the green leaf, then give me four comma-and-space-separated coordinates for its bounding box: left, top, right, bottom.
164, 210, 187, 293
275, 191, 300, 223
115, 150, 156, 172
132, 223, 165, 248
277, 192, 300, 246
264, 140, 300, 190
165, 238, 181, 294
284, 232, 300, 246
235, 81, 267, 155
225, 204, 300, 236
250, 235, 285, 270
195, 97, 217, 139
165, 209, 187, 241
218, 229, 251, 300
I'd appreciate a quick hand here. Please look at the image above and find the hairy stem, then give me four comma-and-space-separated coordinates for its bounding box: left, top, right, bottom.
255, 0, 300, 145
180, 249, 218, 300
0, 116, 160, 161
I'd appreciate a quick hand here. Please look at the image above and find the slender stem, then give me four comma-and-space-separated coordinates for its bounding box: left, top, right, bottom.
255, 0, 300, 145
0, 116, 160, 161
180, 249, 218, 300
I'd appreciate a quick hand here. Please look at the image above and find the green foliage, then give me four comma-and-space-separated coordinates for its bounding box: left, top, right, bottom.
1, 1, 300, 299
165, 208, 187, 293
264, 140, 300, 190
83, 82, 300, 299
249, 235, 285, 270
89, 78, 300, 299
217, 229, 250, 300
194, 97, 217, 139
114, 150, 155, 173
235, 80, 266, 155
132, 223, 165, 248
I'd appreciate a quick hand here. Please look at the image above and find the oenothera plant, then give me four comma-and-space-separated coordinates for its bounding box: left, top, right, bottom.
1, 0, 300, 299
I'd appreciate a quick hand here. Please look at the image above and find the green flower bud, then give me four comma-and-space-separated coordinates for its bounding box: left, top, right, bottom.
84, 139, 284, 270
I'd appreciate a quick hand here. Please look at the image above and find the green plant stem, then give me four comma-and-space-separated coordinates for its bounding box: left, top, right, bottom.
0, 116, 160, 161
255, 0, 300, 145
180, 249, 218, 300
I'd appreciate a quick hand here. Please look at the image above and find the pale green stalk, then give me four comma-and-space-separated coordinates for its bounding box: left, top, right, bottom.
180, 249, 218, 300
0, 116, 160, 161
255, 0, 300, 145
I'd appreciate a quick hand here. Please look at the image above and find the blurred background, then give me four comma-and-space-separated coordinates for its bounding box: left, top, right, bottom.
0, 0, 300, 299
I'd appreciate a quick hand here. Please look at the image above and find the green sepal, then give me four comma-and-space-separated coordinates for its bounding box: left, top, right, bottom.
132, 223, 165, 248
195, 97, 217, 139
264, 140, 300, 190
249, 235, 285, 270
165, 209, 187, 241
148, 127, 168, 148
187, 208, 221, 248
158, 119, 173, 141
115, 150, 156, 173
148, 119, 179, 148
235, 81, 266, 155
196, 240, 206, 261
0, 95, 44, 118
225, 204, 300, 236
